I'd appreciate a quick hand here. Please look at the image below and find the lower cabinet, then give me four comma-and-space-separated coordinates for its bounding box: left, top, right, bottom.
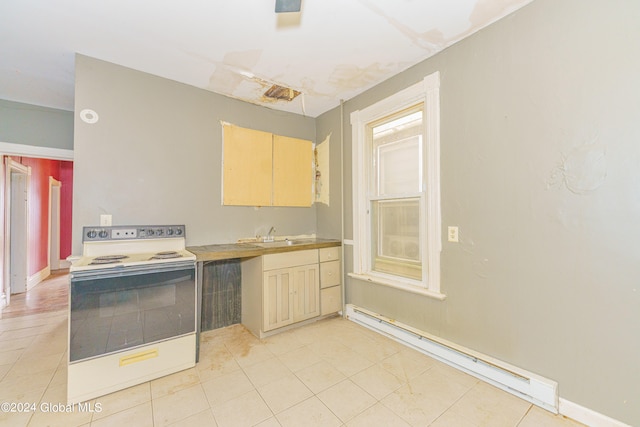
242, 249, 321, 338
262, 263, 319, 332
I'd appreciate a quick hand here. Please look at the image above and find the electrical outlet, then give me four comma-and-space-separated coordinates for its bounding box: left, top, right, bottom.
100, 214, 112, 226
448, 226, 459, 243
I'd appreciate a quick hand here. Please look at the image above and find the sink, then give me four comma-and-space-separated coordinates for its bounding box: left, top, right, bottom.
252, 239, 311, 248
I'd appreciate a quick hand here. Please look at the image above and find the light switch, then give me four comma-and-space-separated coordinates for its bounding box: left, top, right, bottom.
448, 226, 459, 243
100, 214, 112, 226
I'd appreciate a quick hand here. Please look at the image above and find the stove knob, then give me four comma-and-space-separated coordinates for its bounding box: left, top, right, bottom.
98, 230, 109, 239
147, 229, 154, 236
175, 228, 183, 236
156, 228, 164, 236
87, 230, 97, 239
167, 228, 174, 236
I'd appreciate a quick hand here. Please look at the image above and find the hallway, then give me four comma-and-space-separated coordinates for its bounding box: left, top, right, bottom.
0, 270, 68, 319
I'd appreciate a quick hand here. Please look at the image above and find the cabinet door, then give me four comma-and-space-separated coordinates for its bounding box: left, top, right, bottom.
292, 264, 320, 322
263, 268, 294, 332
223, 124, 273, 206
273, 135, 313, 207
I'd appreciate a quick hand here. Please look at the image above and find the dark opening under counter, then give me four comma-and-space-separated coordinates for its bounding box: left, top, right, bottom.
187, 239, 341, 360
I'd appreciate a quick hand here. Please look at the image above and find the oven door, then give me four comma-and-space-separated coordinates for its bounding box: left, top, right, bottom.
69, 261, 196, 363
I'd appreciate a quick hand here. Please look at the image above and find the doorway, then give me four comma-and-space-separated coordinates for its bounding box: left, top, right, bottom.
3, 157, 30, 302
0, 143, 74, 310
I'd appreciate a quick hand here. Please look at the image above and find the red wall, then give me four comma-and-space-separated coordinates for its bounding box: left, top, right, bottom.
17, 157, 73, 276
59, 161, 73, 259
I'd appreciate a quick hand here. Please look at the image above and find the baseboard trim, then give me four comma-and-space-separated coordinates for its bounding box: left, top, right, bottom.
57, 259, 71, 269
559, 398, 632, 427
345, 304, 558, 412
27, 266, 51, 290
345, 304, 632, 427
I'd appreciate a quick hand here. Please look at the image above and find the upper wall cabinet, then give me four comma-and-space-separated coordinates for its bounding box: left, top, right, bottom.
222, 125, 273, 206
222, 124, 313, 207
272, 135, 313, 207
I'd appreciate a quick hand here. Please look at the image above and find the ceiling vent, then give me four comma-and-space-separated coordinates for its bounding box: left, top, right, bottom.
264, 84, 301, 102
275, 0, 301, 13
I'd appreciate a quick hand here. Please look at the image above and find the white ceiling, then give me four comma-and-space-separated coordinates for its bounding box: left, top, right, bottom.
0, 0, 533, 117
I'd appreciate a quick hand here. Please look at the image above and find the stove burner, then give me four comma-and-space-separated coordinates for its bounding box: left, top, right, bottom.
90, 255, 129, 265
151, 251, 183, 260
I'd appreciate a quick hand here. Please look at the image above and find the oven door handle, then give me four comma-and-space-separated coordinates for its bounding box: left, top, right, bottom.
70, 260, 195, 281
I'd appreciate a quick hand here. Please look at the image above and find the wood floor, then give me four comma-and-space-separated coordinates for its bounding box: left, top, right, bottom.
0, 269, 69, 319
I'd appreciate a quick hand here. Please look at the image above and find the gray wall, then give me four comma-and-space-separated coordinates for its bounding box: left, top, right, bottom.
317, 0, 640, 425
315, 105, 342, 239
73, 55, 316, 254
0, 99, 73, 149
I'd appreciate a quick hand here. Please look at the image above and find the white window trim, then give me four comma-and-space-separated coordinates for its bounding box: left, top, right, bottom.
350, 71, 444, 300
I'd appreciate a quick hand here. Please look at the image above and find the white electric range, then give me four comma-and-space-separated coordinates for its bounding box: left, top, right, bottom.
68, 225, 197, 404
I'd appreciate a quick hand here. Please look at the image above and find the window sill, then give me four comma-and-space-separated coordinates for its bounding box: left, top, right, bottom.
348, 272, 447, 301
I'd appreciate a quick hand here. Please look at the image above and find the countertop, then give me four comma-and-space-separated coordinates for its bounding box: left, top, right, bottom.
187, 238, 341, 262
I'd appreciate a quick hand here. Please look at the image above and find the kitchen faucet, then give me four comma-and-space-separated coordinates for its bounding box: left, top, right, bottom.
264, 226, 276, 242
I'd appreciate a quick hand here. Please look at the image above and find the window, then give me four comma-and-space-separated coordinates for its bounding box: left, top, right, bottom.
350, 72, 444, 299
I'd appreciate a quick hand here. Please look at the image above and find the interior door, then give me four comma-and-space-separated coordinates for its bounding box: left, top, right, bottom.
50, 180, 61, 270
10, 171, 28, 294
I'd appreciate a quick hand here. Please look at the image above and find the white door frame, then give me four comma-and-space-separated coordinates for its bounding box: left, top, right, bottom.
0, 143, 73, 308
49, 177, 62, 271
4, 157, 31, 299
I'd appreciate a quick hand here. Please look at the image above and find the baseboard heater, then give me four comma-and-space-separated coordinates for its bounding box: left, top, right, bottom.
345, 304, 558, 413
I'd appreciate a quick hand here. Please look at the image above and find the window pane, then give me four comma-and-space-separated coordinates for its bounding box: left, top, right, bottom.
372, 109, 422, 196
376, 136, 421, 195
371, 198, 422, 280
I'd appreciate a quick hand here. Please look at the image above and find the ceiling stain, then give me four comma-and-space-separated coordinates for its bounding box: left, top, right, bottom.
328, 63, 398, 91
208, 66, 245, 94
207, 49, 264, 94
297, 76, 341, 100
263, 84, 301, 102
4, 0, 535, 117
205, 49, 310, 108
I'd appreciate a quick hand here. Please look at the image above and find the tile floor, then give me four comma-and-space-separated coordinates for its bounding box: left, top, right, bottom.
0, 308, 586, 427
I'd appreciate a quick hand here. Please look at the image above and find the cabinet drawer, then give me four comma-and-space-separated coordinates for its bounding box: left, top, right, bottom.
68, 334, 195, 404
321, 286, 342, 316
263, 249, 318, 270
320, 260, 340, 288
319, 247, 340, 262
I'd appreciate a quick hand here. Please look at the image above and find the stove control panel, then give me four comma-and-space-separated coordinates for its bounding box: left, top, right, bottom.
83, 225, 186, 242
112, 228, 137, 239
